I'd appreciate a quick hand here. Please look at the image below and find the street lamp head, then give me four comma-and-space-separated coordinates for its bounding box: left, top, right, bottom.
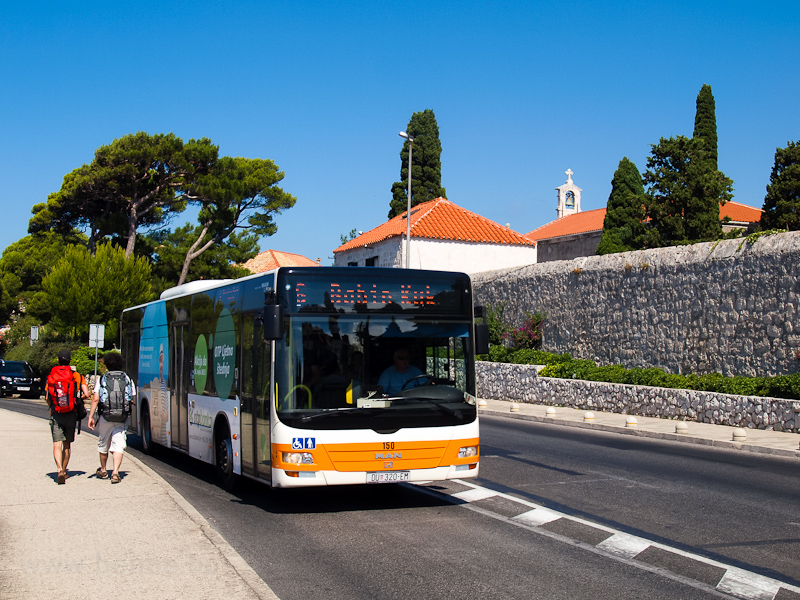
399, 131, 414, 142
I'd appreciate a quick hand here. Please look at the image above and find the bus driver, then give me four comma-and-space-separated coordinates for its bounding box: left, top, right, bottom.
378, 348, 426, 395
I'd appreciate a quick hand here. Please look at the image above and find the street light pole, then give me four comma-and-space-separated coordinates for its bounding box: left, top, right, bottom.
399, 131, 414, 268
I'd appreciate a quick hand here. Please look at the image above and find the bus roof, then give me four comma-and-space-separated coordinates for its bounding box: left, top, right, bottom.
123, 267, 471, 313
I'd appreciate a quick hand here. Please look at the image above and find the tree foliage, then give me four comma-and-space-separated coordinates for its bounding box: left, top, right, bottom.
761, 141, 800, 231
389, 109, 446, 219
643, 136, 733, 246
597, 158, 647, 255
42, 243, 152, 337
693, 83, 718, 170
140, 224, 257, 296
30, 132, 219, 257
0, 232, 84, 324
177, 156, 296, 284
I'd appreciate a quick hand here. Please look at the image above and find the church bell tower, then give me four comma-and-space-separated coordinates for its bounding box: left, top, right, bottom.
556, 168, 582, 219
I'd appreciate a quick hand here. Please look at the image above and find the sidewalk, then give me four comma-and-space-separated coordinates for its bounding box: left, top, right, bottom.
479, 398, 800, 458
0, 408, 278, 600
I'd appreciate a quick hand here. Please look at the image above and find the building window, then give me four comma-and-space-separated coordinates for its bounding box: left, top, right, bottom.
365, 256, 378, 267
347, 261, 358, 267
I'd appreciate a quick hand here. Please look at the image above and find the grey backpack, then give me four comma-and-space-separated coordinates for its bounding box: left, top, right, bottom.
99, 371, 130, 422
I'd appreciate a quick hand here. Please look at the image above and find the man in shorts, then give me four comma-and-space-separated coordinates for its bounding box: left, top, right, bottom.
87, 352, 136, 484
47, 349, 87, 484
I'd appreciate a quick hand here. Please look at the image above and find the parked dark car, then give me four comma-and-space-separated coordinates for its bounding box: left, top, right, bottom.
0, 360, 43, 398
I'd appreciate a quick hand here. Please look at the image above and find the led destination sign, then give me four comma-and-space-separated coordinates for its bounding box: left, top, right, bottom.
282, 273, 468, 314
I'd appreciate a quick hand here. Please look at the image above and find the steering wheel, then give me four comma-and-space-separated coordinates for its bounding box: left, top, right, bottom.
401, 375, 454, 390
283, 384, 312, 409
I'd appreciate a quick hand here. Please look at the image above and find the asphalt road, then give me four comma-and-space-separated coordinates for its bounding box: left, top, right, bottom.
7, 397, 799, 599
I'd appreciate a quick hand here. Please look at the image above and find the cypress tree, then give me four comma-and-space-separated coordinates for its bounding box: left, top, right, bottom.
389, 109, 446, 219
693, 83, 718, 170
596, 158, 647, 254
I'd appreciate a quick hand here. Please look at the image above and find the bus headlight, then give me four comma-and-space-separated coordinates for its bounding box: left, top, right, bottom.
282, 452, 314, 465
458, 446, 478, 458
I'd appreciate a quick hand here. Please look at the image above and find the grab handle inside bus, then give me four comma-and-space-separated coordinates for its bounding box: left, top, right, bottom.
263, 304, 285, 340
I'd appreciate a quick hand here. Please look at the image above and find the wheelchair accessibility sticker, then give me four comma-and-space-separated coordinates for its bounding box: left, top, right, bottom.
292, 437, 316, 450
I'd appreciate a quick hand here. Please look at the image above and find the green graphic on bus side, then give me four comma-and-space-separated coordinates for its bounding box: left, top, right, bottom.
214, 308, 236, 399
194, 334, 208, 394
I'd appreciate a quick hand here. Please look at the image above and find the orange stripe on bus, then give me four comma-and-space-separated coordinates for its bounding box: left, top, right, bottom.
274, 438, 479, 472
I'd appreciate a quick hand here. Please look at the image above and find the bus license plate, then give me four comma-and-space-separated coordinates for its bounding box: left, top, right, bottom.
367, 471, 410, 484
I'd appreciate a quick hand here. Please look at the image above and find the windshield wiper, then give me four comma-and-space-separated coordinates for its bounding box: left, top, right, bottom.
386, 397, 461, 417
299, 407, 385, 422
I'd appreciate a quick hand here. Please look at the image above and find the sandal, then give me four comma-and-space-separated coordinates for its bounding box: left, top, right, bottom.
95, 468, 108, 479
111, 473, 120, 484
57, 471, 66, 485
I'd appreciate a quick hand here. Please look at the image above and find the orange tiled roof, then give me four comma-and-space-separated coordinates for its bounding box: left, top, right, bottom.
241, 249, 320, 273
525, 201, 763, 242
334, 198, 535, 253
525, 208, 607, 242
721, 201, 763, 223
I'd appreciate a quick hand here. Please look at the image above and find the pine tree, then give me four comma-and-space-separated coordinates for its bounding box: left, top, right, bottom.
597, 158, 647, 255
388, 109, 446, 219
693, 84, 718, 170
761, 141, 800, 231
643, 136, 733, 246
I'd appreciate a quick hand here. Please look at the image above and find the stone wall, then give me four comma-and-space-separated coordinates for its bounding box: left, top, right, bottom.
472, 231, 800, 377
476, 361, 800, 432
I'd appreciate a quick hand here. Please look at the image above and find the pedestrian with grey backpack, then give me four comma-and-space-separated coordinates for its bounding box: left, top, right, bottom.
87, 352, 136, 484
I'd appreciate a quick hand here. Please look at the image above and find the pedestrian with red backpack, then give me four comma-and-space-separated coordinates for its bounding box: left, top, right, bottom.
46, 349, 88, 484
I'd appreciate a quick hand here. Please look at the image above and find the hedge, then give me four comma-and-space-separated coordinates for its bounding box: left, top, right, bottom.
482, 349, 800, 400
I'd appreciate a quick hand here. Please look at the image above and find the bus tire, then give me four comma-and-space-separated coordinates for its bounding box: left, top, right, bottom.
140, 401, 156, 455
216, 434, 237, 492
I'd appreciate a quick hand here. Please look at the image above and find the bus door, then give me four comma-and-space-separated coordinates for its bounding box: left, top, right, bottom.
170, 322, 190, 451
124, 327, 140, 432
241, 312, 272, 479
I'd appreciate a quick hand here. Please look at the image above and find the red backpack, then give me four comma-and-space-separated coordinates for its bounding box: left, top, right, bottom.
48, 366, 76, 414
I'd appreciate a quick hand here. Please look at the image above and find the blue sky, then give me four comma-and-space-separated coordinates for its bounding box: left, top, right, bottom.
1, 1, 798, 266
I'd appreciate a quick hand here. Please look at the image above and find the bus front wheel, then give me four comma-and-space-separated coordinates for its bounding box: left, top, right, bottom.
216, 434, 237, 492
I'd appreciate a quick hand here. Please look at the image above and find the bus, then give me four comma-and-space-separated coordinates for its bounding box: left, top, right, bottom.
120, 267, 488, 489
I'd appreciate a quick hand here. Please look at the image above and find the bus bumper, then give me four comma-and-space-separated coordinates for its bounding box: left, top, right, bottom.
271, 462, 479, 488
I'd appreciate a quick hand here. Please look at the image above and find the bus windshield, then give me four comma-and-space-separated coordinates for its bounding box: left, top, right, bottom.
275, 314, 477, 430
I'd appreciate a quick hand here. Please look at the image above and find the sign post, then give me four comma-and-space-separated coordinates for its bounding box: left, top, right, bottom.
89, 324, 105, 382
30, 326, 39, 347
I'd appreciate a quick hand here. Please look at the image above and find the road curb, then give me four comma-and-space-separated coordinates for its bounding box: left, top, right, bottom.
480, 408, 800, 459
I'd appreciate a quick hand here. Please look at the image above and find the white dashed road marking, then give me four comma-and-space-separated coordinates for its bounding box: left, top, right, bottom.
716, 569, 782, 600
513, 507, 563, 526
409, 479, 800, 600
451, 487, 498, 502
596, 533, 651, 560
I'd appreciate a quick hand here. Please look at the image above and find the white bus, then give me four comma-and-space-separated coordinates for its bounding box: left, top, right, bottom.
121, 267, 488, 489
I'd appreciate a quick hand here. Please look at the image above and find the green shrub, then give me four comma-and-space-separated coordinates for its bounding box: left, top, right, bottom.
483, 302, 509, 346
4, 340, 108, 379
498, 354, 800, 400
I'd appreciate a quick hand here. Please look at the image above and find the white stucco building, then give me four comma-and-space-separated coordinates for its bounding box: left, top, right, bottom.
333, 198, 537, 273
